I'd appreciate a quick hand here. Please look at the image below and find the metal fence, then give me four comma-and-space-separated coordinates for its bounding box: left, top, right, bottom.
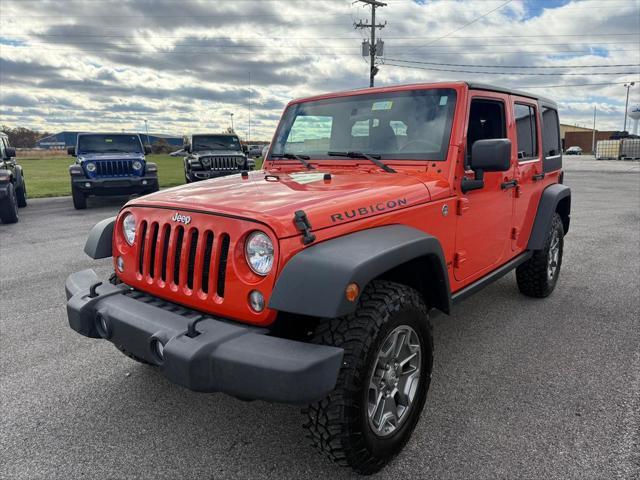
596, 139, 640, 160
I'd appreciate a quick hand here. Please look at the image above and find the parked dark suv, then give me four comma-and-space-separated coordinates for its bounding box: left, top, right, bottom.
183, 133, 254, 183
0, 132, 27, 224
68, 133, 159, 209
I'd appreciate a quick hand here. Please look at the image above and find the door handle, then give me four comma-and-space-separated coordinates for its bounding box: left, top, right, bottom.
500, 179, 518, 190
532, 173, 545, 181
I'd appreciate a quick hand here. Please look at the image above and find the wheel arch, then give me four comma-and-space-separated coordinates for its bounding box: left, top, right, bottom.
527, 183, 571, 251
269, 225, 451, 319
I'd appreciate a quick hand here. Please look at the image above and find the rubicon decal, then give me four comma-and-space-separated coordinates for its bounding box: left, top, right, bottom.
331, 198, 408, 223
171, 212, 192, 225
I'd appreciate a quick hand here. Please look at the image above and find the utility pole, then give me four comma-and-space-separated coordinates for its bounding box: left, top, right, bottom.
623, 82, 635, 132
248, 71, 252, 143
592, 106, 597, 154
354, 0, 387, 87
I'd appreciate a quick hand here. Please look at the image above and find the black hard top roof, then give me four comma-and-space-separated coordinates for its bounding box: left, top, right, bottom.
466, 82, 557, 108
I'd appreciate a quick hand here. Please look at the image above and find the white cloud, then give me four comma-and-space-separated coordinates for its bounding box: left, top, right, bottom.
0, 0, 638, 138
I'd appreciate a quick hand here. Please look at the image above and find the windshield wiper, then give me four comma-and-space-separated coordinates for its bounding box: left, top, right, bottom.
327, 151, 396, 173
270, 153, 315, 170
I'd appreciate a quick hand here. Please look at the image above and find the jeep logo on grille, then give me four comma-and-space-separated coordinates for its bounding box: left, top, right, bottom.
172, 213, 192, 225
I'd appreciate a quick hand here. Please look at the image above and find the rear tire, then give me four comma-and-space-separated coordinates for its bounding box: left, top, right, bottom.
516, 213, 564, 298
16, 180, 27, 208
303, 280, 433, 475
0, 183, 19, 224
72, 186, 87, 210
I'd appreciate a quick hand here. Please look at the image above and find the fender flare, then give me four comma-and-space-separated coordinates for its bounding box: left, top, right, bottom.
84, 216, 116, 259
14, 164, 24, 187
269, 225, 451, 319
0, 168, 13, 184
527, 184, 571, 251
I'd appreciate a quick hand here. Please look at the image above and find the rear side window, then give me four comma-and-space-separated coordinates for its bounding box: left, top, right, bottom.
541, 107, 561, 157
514, 103, 538, 160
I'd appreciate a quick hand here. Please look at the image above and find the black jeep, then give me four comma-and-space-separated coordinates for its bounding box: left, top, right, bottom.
0, 132, 27, 224
68, 133, 159, 209
183, 133, 254, 183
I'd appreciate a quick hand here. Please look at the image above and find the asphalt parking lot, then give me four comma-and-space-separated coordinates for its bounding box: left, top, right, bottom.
1, 159, 638, 479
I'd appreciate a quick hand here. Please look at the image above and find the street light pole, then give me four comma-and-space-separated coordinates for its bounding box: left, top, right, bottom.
623, 82, 635, 132
230, 113, 234, 132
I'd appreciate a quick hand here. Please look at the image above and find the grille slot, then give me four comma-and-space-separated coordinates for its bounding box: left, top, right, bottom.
160, 224, 170, 281
217, 234, 230, 298
137, 221, 147, 274
186, 230, 199, 290
173, 227, 184, 285
148, 223, 159, 278
210, 156, 242, 171
201, 231, 214, 294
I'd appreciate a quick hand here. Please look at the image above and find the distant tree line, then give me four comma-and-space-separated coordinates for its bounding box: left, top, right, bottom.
1, 126, 51, 148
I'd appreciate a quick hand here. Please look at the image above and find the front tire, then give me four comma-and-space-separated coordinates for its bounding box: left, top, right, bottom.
71, 186, 87, 210
303, 280, 433, 475
16, 180, 27, 208
516, 213, 564, 298
0, 182, 19, 224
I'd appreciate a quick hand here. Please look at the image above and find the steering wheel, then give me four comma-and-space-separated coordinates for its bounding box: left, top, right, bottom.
399, 139, 439, 152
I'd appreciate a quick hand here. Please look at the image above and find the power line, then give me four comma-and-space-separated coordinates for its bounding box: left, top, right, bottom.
406, 0, 513, 54
384, 58, 640, 69
383, 62, 639, 76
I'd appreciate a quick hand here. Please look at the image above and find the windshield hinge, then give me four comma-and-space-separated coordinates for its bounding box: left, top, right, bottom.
294, 210, 316, 245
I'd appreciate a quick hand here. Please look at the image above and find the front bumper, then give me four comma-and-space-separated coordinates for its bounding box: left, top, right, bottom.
65, 270, 343, 404
71, 175, 158, 196
187, 170, 241, 182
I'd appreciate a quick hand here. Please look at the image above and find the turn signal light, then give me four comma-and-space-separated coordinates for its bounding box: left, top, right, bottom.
345, 283, 360, 302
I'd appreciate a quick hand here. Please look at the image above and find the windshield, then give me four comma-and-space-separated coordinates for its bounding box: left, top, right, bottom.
78, 134, 143, 154
192, 135, 240, 151
270, 88, 457, 161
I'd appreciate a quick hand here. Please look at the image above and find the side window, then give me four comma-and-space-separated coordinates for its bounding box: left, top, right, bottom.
466, 99, 506, 161
541, 107, 561, 157
514, 103, 539, 160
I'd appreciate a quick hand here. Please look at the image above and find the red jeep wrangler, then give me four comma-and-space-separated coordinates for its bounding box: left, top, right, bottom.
66, 82, 570, 474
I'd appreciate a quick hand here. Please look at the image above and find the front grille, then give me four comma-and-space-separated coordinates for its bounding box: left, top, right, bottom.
94, 160, 135, 177
137, 221, 230, 297
202, 156, 243, 171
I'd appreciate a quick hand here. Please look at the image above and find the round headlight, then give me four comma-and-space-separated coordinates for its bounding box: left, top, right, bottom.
245, 231, 274, 276
132, 160, 143, 170
85, 162, 96, 172
122, 213, 137, 245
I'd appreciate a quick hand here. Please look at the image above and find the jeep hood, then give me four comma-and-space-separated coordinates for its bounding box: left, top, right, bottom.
78, 152, 145, 162
130, 168, 436, 237
192, 149, 244, 156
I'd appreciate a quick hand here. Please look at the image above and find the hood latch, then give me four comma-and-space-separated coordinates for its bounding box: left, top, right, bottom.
294, 210, 316, 245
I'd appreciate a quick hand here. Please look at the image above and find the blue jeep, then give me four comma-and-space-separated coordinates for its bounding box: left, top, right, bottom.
68, 133, 159, 209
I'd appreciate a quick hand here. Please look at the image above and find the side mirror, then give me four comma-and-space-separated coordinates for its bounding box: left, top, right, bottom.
242, 145, 248, 153
4, 147, 16, 158
184, 144, 191, 153
144, 145, 152, 155
461, 139, 511, 193
67, 146, 76, 156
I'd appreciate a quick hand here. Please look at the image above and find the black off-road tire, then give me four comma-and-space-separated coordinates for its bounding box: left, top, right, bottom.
16, 180, 27, 208
516, 213, 564, 298
302, 280, 433, 475
71, 186, 87, 210
0, 182, 19, 224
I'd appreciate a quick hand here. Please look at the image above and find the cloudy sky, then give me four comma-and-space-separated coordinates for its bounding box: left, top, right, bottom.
1, 0, 639, 140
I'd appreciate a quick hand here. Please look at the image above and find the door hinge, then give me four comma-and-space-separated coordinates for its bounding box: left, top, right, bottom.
457, 198, 470, 216
454, 251, 467, 268
511, 227, 520, 240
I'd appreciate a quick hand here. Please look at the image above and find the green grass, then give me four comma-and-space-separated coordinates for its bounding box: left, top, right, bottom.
20, 154, 188, 198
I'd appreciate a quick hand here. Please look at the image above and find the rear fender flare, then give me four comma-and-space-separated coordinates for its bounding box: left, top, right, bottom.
527, 184, 571, 250
269, 225, 451, 318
